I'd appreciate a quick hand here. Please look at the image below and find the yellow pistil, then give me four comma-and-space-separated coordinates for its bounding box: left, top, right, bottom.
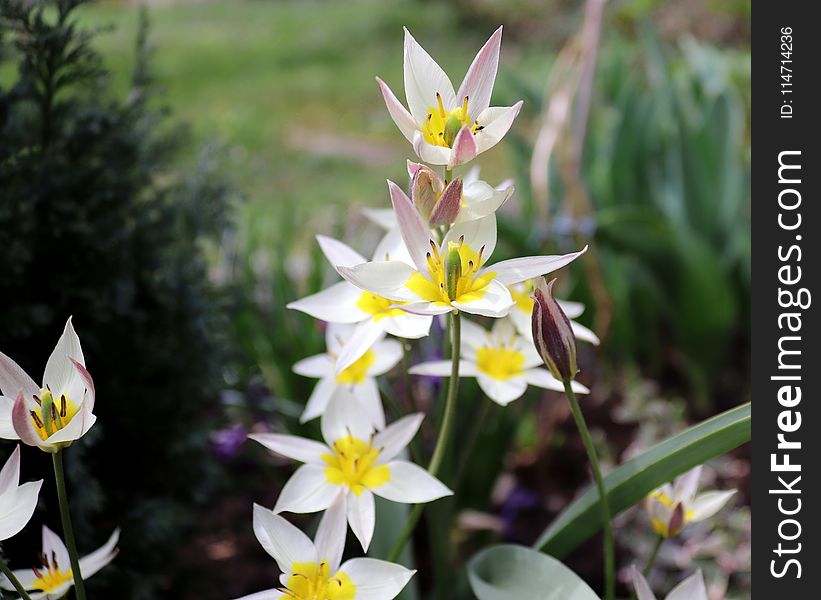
476, 345, 526, 381
355, 292, 407, 321
282, 561, 356, 600
323, 435, 390, 495
422, 94, 482, 147
406, 238, 494, 306
510, 281, 535, 314
30, 388, 79, 441
335, 350, 376, 385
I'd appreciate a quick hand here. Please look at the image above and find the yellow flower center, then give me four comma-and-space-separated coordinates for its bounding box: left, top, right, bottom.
476, 346, 526, 381
30, 388, 80, 441
648, 490, 696, 537
323, 435, 390, 495
355, 292, 407, 321
405, 239, 495, 306
335, 350, 376, 385
509, 282, 535, 314
31, 557, 73, 593
422, 94, 482, 147
283, 561, 356, 600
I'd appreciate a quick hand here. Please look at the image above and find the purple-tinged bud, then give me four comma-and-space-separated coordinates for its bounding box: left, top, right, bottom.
667, 502, 685, 537
429, 178, 463, 227
410, 167, 443, 222
531, 277, 578, 381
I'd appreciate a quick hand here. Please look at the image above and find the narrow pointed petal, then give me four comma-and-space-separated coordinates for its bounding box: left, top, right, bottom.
403, 27, 455, 122
523, 369, 589, 393
428, 178, 463, 227
338, 262, 418, 303
373, 227, 414, 266
444, 214, 497, 263
388, 179, 433, 272
0, 396, 17, 440
373, 413, 424, 463
77, 528, 120, 580
287, 282, 367, 324
571, 321, 600, 346
0, 480, 42, 541
253, 503, 317, 573
376, 76, 417, 142
351, 379, 387, 431
335, 321, 385, 375
689, 490, 736, 522
457, 180, 513, 223
248, 433, 327, 465
412, 131, 451, 165
338, 558, 415, 600
42, 525, 71, 572
457, 26, 503, 117
43, 317, 85, 393
452, 280, 514, 318
0, 351, 38, 401
409, 360, 479, 378
486, 247, 588, 285
361, 207, 397, 231
321, 389, 375, 446
300, 378, 338, 423
371, 461, 452, 503
631, 566, 658, 600
667, 571, 709, 600
379, 312, 432, 339
293, 354, 335, 379
674, 466, 703, 502
476, 374, 528, 406
369, 339, 403, 376
274, 464, 338, 515
314, 491, 347, 573
448, 125, 479, 169
473, 101, 524, 153
68, 358, 95, 413
317, 235, 368, 273
347, 488, 375, 552
0, 445, 21, 494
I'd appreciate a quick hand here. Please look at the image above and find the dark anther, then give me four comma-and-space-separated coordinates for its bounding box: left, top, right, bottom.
33, 394, 41, 405
30, 411, 44, 428
60, 395, 67, 417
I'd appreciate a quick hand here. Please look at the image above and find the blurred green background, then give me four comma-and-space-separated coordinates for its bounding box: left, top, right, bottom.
0, 0, 750, 598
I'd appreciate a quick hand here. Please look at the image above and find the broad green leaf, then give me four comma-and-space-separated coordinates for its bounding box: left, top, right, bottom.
468, 544, 600, 600
535, 402, 750, 557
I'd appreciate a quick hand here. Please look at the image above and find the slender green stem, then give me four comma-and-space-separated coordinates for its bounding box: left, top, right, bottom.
0, 555, 33, 600
563, 380, 614, 600
452, 394, 492, 493
52, 451, 87, 600
444, 167, 453, 183
386, 311, 462, 562
642, 535, 664, 576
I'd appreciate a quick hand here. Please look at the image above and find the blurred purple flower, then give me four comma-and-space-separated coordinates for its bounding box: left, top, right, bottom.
500, 486, 541, 541
209, 423, 248, 461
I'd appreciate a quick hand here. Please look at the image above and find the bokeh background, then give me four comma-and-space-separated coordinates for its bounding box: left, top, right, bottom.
0, 0, 750, 598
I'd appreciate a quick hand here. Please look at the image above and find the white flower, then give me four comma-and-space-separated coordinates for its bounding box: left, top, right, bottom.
507, 280, 600, 345
377, 26, 523, 168
287, 231, 432, 373
632, 567, 708, 600
292, 323, 402, 428
249, 397, 451, 551
0, 445, 43, 542
339, 181, 586, 319
644, 466, 736, 537
410, 318, 588, 406
236, 499, 414, 600
0, 525, 119, 599
0, 317, 97, 453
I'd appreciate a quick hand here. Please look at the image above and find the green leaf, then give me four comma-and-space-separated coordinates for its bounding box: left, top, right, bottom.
535, 402, 750, 557
468, 544, 600, 600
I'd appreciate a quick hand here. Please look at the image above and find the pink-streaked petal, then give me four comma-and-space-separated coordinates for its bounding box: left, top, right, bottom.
11, 392, 41, 447
403, 27, 455, 123
249, 433, 328, 466
317, 235, 368, 273
346, 488, 375, 552
274, 465, 339, 515
287, 282, 367, 324
485, 247, 588, 285
253, 503, 317, 573
338, 262, 419, 303
412, 131, 451, 166
447, 126, 479, 169
388, 179, 432, 272
444, 214, 497, 264
314, 490, 347, 573
409, 360, 479, 378
373, 413, 424, 464
69, 357, 95, 413
335, 320, 385, 375
457, 26, 503, 118
0, 352, 38, 401
376, 76, 417, 143
428, 178, 463, 227
452, 280, 514, 318
631, 567, 657, 600
371, 461, 452, 503
474, 101, 524, 153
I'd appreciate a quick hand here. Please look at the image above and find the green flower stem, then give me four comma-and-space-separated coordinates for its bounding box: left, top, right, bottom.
52, 451, 87, 600
444, 167, 453, 184
642, 535, 664, 576
0, 555, 33, 600
563, 379, 614, 600
386, 311, 461, 563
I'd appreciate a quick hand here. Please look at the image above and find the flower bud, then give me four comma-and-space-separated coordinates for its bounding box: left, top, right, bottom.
444, 241, 463, 301
667, 502, 686, 537
531, 277, 578, 381
428, 178, 462, 227
410, 167, 443, 222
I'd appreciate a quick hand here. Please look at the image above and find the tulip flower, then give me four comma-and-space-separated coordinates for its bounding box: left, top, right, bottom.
236, 499, 414, 600
292, 323, 402, 428
631, 567, 708, 600
287, 231, 432, 373
0, 526, 119, 599
508, 280, 599, 345
339, 181, 586, 319
0, 318, 96, 452
250, 397, 451, 551
410, 318, 588, 406
644, 466, 736, 537
0, 446, 43, 542
377, 27, 523, 168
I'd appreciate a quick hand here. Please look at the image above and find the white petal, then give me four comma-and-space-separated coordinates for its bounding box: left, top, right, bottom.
674, 466, 702, 503
301, 378, 338, 423
371, 461, 452, 503
42, 317, 85, 393
373, 227, 414, 266
0, 352, 38, 401
459, 318, 489, 353
0, 480, 42, 541
394, 301, 453, 316
335, 321, 385, 375
253, 503, 317, 573
409, 360, 479, 378
452, 280, 514, 318
233, 590, 285, 600
321, 389, 375, 445
314, 491, 347, 573
631, 566, 657, 600
42, 525, 71, 573
347, 489, 375, 552
376, 76, 417, 143
274, 465, 339, 515
523, 369, 590, 394
508, 304, 532, 340
1, 567, 38, 591
325, 322, 356, 356
338, 558, 415, 600
369, 339, 403, 376
349, 380, 387, 431
457, 180, 513, 223
476, 374, 527, 406
373, 413, 423, 464
248, 433, 327, 466
667, 570, 709, 600
403, 27, 455, 123
317, 234, 368, 273
0, 396, 18, 440
689, 490, 736, 522
11, 391, 42, 447
388, 180, 433, 273
293, 355, 335, 378
287, 282, 367, 324
78, 528, 120, 580
558, 299, 585, 319
44, 404, 95, 445
362, 207, 397, 231
338, 262, 419, 303
572, 320, 600, 346
474, 102, 523, 153
457, 26, 503, 117
444, 214, 497, 264
0, 445, 20, 495
487, 248, 588, 285
412, 132, 452, 166
379, 312, 432, 339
